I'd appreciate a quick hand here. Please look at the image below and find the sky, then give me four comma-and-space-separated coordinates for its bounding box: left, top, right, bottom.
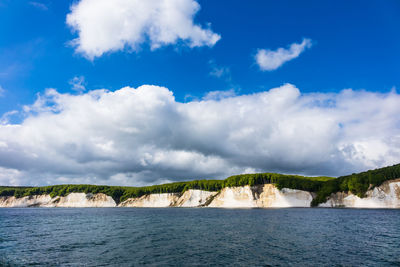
0, 0, 399, 186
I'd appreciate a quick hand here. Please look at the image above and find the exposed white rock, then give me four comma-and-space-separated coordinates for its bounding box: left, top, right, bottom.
2, 180, 399, 208
256, 185, 313, 208
118, 193, 180, 207
0, 185, 313, 208
320, 179, 400, 208
208, 185, 257, 208
53, 193, 116, 207
0, 195, 52, 207
208, 184, 313, 208
0, 193, 116, 207
175, 189, 217, 207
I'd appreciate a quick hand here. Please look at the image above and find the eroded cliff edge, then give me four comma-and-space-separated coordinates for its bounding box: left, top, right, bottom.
319, 179, 400, 208
1, 163, 400, 208
2, 180, 400, 208
2, 180, 399, 208
0, 193, 116, 208
118, 186, 312, 208
207, 185, 313, 208
0, 185, 314, 208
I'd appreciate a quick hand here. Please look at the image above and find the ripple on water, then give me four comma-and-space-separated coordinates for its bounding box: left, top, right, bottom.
0, 208, 399, 266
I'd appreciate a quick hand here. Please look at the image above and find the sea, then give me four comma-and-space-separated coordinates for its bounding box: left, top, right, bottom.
0, 208, 399, 266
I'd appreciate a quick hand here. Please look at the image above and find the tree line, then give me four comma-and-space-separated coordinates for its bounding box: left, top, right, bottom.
1, 163, 399, 205
311, 163, 400, 206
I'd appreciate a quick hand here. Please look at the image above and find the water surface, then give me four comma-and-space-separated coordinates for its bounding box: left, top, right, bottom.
0, 208, 399, 266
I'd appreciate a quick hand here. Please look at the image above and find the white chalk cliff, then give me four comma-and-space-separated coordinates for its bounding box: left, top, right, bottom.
320, 179, 400, 208
0, 194, 53, 208
1, 180, 400, 208
175, 189, 218, 207
208, 184, 313, 208
118, 189, 217, 207
0, 193, 116, 208
118, 193, 180, 207
52, 193, 116, 207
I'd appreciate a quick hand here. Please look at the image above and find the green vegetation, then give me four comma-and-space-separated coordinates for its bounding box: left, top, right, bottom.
1, 164, 399, 206
311, 163, 400, 206
0, 174, 333, 204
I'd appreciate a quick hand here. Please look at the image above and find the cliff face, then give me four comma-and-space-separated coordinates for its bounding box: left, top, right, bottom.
0, 193, 116, 208
118, 193, 180, 207
2, 180, 400, 208
320, 179, 400, 208
175, 189, 217, 207
118, 189, 218, 207
257, 185, 314, 208
51, 193, 116, 207
208, 186, 256, 208
208, 184, 313, 208
118, 185, 313, 208
0, 195, 52, 207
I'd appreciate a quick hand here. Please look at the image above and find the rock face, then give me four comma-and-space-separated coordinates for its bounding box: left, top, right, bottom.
118, 190, 217, 207
175, 189, 218, 207
208, 186, 256, 208
118, 186, 313, 208
256, 185, 314, 208
2, 180, 400, 208
0, 186, 313, 208
320, 179, 400, 208
0, 193, 116, 208
208, 184, 313, 208
52, 193, 116, 207
0, 195, 52, 208
118, 193, 180, 207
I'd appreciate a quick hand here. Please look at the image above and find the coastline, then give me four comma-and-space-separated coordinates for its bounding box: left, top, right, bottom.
2, 179, 399, 209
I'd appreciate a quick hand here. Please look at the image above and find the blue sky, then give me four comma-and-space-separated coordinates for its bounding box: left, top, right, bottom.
1, 0, 399, 117
0, 0, 399, 186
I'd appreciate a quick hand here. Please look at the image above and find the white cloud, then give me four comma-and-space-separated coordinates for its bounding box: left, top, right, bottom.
0, 167, 23, 186
69, 76, 86, 92
0, 85, 4, 97
0, 111, 18, 125
29, 2, 48, 11
256, 38, 312, 71
209, 60, 231, 80
66, 0, 221, 60
210, 66, 230, 79
208, 60, 240, 98
0, 84, 399, 186
203, 89, 236, 101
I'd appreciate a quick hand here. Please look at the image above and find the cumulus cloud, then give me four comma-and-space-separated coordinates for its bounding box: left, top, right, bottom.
256, 38, 312, 71
0, 167, 23, 187
0, 84, 399, 186
0, 111, 18, 125
203, 89, 236, 101
66, 0, 221, 60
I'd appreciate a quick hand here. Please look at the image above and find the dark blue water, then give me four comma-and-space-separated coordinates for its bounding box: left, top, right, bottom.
0, 208, 399, 266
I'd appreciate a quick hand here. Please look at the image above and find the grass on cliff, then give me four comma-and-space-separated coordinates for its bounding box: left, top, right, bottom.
0, 173, 333, 204
310, 163, 400, 206
1, 164, 399, 206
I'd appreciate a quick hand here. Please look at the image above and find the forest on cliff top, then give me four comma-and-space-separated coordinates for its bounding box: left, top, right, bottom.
1, 164, 399, 206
